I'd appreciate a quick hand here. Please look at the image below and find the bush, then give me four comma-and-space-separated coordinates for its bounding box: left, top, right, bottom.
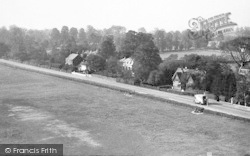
167, 89, 203, 96
0, 42, 10, 57
50, 63, 62, 69
14, 52, 30, 62
106, 57, 121, 77
62, 64, 78, 72
29, 59, 40, 66
86, 54, 106, 72
147, 70, 163, 86
116, 77, 138, 85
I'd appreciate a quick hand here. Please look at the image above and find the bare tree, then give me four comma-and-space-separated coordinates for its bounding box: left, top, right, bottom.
221, 37, 250, 105
221, 37, 250, 67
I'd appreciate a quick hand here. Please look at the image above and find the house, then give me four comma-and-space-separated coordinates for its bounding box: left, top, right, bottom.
65, 53, 83, 66
172, 67, 205, 90
120, 57, 134, 70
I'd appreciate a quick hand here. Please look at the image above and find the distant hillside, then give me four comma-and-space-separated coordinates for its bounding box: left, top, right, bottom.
160, 50, 224, 60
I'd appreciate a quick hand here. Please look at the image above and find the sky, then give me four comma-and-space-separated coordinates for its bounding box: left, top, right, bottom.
0, 0, 250, 32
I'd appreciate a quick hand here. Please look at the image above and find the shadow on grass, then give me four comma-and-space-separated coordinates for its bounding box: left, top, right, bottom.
1, 98, 36, 108
208, 102, 223, 106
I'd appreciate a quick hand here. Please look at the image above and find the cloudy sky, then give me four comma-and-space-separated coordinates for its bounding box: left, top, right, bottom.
0, 0, 249, 32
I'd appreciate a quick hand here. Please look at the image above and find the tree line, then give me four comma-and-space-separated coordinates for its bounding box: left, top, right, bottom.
0, 25, 249, 105
1, 25, 250, 62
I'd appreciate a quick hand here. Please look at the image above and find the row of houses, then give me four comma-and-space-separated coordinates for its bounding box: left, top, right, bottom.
65, 53, 135, 72
65, 53, 206, 91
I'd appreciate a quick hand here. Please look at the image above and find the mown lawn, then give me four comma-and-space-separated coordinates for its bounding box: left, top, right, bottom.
0, 65, 250, 156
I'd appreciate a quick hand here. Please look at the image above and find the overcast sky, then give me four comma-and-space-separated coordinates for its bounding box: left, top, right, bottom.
0, 0, 249, 32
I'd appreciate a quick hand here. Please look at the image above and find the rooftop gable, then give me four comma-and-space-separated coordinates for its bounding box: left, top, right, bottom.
66, 53, 79, 60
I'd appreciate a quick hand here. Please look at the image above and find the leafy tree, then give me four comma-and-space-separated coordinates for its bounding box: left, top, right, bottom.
65, 37, 77, 53
133, 40, 162, 82
181, 54, 204, 69
99, 36, 116, 59
211, 73, 223, 97
69, 27, 78, 41
86, 25, 102, 50
118, 65, 134, 80
223, 73, 237, 100
181, 30, 192, 50
105, 25, 126, 35
220, 37, 250, 104
26, 29, 49, 43
9, 26, 27, 58
192, 74, 203, 90
202, 61, 222, 92
153, 29, 167, 52
50, 28, 61, 47
86, 25, 97, 38
50, 51, 65, 64
165, 32, 173, 51
15, 52, 30, 62
179, 44, 184, 51
0, 42, 10, 57
236, 79, 248, 104
0, 27, 10, 44
120, 30, 139, 58
60, 26, 69, 45
138, 27, 147, 33
105, 26, 126, 52
78, 28, 87, 46
172, 31, 181, 51
114, 34, 125, 53
86, 54, 106, 72
41, 39, 49, 50
192, 36, 208, 49
209, 41, 217, 49
158, 59, 184, 85
89, 33, 102, 50
147, 70, 163, 86
24, 34, 48, 62
106, 56, 121, 76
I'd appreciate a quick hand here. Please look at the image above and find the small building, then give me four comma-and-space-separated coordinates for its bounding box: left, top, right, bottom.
65, 53, 83, 66
172, 67, 205, 90
120, 57, 134, 70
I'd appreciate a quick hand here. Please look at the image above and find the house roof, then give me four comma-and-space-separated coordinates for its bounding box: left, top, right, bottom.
120, 57, 134, 63
176, 72, 182, 80
172, 67, 205, 81
66, 53, 79, 60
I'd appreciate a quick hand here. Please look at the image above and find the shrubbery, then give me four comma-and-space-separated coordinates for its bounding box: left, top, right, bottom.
86, 54, 106, 72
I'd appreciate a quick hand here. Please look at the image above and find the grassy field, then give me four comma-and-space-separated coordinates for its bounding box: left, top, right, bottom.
0, 65, 250, 156
160, 50, 224, 60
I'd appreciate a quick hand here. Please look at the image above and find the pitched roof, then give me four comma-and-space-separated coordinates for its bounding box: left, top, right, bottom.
66, 53, 79, 60
120, 57, 134, 63
172, 67, 205, 81
176, 73, 182, 79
